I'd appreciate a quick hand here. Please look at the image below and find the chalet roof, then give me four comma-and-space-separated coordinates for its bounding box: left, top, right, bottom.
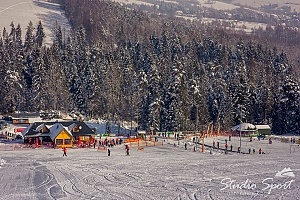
48, 123, 72, 140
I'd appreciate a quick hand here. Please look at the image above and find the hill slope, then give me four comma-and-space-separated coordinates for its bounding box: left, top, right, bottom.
0, 0, 70, 45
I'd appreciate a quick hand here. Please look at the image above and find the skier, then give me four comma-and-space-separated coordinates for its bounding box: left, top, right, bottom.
259, 148, 262, 154
62, 147, 67, 157
125, 144, 130, 156
185, 143, 187, 150
213, 141, 215, 148
108, 148, 111, 156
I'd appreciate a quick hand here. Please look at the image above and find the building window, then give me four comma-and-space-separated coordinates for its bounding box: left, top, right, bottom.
64, 139, 72, 145
56, 139, 63, 145
73, 125, 80, 132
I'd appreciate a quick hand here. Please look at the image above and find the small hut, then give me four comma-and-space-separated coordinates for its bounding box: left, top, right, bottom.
231, 123, 256, 136
255, 125, 271, 135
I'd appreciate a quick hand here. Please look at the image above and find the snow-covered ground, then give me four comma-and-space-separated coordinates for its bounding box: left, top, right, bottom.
0, 135, 299, 200
0, 0, 70, 46
196, 0, 239, 10
115, 0, 153, 6
233, 0, 300, 12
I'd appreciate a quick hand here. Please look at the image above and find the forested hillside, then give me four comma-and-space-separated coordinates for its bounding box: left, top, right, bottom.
0, 0, 299, 134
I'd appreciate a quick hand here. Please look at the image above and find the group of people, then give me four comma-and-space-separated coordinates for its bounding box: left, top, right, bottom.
96, 138, 123, 148
212, 140, 233, 151
107, 144, 130, 156
61, 143, 130, 157
247, 148, 264, 154
211, 138, 266, 155
61, 137, 129, 157
290, 138, 297, 144
103, 138, 129, 156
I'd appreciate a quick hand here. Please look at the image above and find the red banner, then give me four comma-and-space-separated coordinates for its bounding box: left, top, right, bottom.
14, 127, 26, 133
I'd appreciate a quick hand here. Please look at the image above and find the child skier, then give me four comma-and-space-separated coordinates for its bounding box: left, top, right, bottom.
62, 147, 67, 157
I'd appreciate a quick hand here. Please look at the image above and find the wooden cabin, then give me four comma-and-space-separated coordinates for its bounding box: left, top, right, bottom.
22, 121, 95, 148
49, 123, 73, 148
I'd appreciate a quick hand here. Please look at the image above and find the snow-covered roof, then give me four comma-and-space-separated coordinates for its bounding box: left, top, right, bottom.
48, 123, 73, 141
67, 123, 77, 131
231, 123, 256, 131
255, 125, 271, 130
21, 125, 32, 136
45, 125, 52, 129
35, 123, 46, 132
137, 130, 147, 134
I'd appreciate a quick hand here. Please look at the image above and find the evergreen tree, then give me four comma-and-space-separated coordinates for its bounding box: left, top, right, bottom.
35, 21, 45, 48
31, 47, 48, 110
24, 21, 35, 53
147, 57, 162, 131
272, 76, 300, 134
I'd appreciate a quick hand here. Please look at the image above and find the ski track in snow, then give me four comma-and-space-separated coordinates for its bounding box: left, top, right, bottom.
0, 2, 28, 14
0, 136, 300, 200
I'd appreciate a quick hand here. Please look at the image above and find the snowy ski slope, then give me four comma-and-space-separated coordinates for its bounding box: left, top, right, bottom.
0, 135, 299, 199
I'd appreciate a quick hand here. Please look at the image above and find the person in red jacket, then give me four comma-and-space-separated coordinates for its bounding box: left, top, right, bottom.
62, 147, 67, 156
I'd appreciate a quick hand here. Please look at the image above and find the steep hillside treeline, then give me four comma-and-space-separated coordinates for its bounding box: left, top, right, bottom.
0, 0, 299, 134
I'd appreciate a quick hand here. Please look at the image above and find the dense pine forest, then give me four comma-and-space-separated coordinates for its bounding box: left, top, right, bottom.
0, 0, 299, 134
